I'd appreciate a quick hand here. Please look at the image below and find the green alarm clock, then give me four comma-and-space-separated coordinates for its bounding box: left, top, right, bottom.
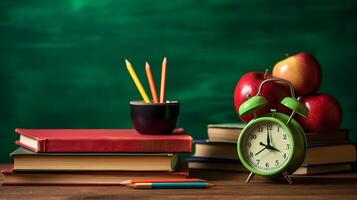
237, 78, 308, 184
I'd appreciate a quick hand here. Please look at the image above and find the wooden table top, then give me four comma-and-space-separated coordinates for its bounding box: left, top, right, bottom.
1, 164, 357, 200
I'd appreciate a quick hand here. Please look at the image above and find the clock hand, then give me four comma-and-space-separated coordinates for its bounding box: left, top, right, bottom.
267, 130, 271, 146
260, 142, 274, 150
269, 145, 281, 152
262, 141, 280, 152
255, 147, 267, 156
259, 142, 268, 147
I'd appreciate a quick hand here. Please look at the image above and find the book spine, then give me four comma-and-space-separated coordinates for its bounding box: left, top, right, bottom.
40, 139, 46, 152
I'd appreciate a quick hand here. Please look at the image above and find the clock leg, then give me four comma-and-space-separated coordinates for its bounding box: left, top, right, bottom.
283, 171, 292, 184
245, 172, 255, 183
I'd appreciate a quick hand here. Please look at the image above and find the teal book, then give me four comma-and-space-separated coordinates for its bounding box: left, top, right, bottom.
11, 147, 178, 172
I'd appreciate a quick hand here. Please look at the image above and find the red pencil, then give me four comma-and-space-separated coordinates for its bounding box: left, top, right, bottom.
119, 178, 205, 185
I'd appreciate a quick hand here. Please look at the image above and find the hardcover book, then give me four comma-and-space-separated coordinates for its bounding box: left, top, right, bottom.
293, 163, 353, 175
15, 128, 192, 153
193, 140, 356, 165
1, 167, 188, 185
11, 147, 178, 172
193, 140, 238, 160
207, 123, 349, 144
304, 143, 356, 165
305, 129, 349, 144
187, 156, 247, 172
207, 123, 245, 143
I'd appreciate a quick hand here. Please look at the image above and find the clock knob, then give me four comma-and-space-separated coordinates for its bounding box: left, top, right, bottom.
239, 96, 268, 117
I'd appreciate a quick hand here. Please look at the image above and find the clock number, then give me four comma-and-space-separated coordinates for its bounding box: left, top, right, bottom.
258, 126, 263, 132
247, 142, 251, 148
267, 122, 272, 130
275, 160, 279, 166
250, 134, 257, 140
249, 152, 253, 158
283, 153, 287, 159
283, 134, 287, 140
256, 159, 260, 165
265, 162, 270, 168
286, 144, 290, 150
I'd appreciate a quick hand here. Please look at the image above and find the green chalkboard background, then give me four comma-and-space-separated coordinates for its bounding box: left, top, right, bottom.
1, 0, 357, 162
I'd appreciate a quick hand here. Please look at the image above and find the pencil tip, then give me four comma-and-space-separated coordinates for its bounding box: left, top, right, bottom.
125, 59, 130, 65
207, 183, 215, 187
145, 62, 150, 68
119, 180, 131, 185
163, 57, 167, 63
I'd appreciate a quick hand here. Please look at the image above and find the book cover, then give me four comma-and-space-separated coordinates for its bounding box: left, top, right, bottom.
11, 147, 179, 172
293, 163, 353, 175
193, 140, 238, 160
305, 129, 349, 144
15, 128, 192, 153
1, 167, 189, 185
207, 123, 245, 143
305, 143, 356, 165
307, 142, 354, 148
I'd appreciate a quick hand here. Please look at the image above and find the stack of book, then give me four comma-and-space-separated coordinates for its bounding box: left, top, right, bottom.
188, 123, 356, 175
2, 128, 192, 185
295, 129, 356, 175
188, 124, 247, 172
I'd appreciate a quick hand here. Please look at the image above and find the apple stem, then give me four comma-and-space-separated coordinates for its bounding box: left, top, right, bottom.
263, 69, 268, 80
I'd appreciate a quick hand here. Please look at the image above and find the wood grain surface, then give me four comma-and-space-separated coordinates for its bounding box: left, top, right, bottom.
1, 164, 357, 200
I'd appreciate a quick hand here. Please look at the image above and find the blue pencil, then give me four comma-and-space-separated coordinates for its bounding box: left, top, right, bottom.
128, 182, 215, 189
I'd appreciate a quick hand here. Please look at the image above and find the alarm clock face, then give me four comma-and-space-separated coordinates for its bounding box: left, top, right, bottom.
242, 121, 292, 173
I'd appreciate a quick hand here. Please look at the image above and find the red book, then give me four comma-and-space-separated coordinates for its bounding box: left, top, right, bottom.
1, 167, 189, 185
15, 128, 192, 153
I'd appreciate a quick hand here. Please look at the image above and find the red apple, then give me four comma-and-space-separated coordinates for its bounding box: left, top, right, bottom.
234, 71, 291, 122
272, 52, 322, 96
297, 94, 343, 132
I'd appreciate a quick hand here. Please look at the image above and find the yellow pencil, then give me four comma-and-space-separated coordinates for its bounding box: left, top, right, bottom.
125, 59, 150, 103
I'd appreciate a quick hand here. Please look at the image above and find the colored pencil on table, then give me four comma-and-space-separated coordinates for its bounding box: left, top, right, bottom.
120, 178, 205, 185
127, 182, 215, 189
159, 57, 167, 103
145, 62, 159, 103
125, 59, 150, 103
